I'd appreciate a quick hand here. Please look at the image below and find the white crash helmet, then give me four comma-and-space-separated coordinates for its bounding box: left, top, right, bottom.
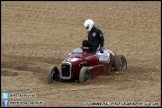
84, 19, 94, 32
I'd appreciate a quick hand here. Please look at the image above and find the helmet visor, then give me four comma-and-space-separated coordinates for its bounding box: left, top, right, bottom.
85, 26, 89, 29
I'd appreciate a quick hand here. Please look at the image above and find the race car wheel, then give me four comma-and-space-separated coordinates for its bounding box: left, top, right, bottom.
48, 66, 60, 84
114, 54, 127, 71
79, 67, 91, 83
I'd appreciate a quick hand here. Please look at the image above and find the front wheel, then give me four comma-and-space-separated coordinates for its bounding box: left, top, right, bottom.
47, 66, 60, 84
79, 67, 91, 83
114, 54, 127, 71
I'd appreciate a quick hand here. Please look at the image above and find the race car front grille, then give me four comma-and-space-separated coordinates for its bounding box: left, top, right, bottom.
61, 63, 71, 79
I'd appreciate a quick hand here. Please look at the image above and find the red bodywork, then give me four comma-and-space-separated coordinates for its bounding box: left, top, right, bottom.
60, 48, 116, 80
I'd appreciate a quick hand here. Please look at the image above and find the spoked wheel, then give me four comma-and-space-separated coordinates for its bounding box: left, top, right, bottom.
114, 54, 127, 71
48, 66, 60, 84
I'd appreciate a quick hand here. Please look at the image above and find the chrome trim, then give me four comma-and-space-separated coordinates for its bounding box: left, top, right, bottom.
61, 62, 72, 80
79, 61, 87, 67
88, 65, 103, 70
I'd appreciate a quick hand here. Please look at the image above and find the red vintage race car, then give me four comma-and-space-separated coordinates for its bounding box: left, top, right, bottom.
47, 47, 127, 83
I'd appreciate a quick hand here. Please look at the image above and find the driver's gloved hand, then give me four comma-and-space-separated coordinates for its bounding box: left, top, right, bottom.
99, 47, 104, 53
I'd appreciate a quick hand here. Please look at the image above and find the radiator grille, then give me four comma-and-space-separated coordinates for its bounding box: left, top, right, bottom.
61, 64, 70, 77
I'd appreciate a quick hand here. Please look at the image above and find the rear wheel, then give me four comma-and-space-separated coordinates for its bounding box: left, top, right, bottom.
79, 67, 91, 83
114, 54, 127, 71
48, 66, 60, 84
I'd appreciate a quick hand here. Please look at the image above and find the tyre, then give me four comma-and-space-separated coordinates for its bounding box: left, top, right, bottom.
114, 54, 127, 71
79, 67, 91, 83
47, 66, 60, 84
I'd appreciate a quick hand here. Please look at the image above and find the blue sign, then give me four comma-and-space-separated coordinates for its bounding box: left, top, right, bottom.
2, 92, 8, 99
2, 100, 8, 107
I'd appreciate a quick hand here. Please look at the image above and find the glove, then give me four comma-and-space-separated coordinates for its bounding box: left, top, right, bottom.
99, 47, 104, 53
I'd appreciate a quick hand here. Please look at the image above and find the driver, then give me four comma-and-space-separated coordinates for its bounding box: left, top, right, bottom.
82, 19, 104, 54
